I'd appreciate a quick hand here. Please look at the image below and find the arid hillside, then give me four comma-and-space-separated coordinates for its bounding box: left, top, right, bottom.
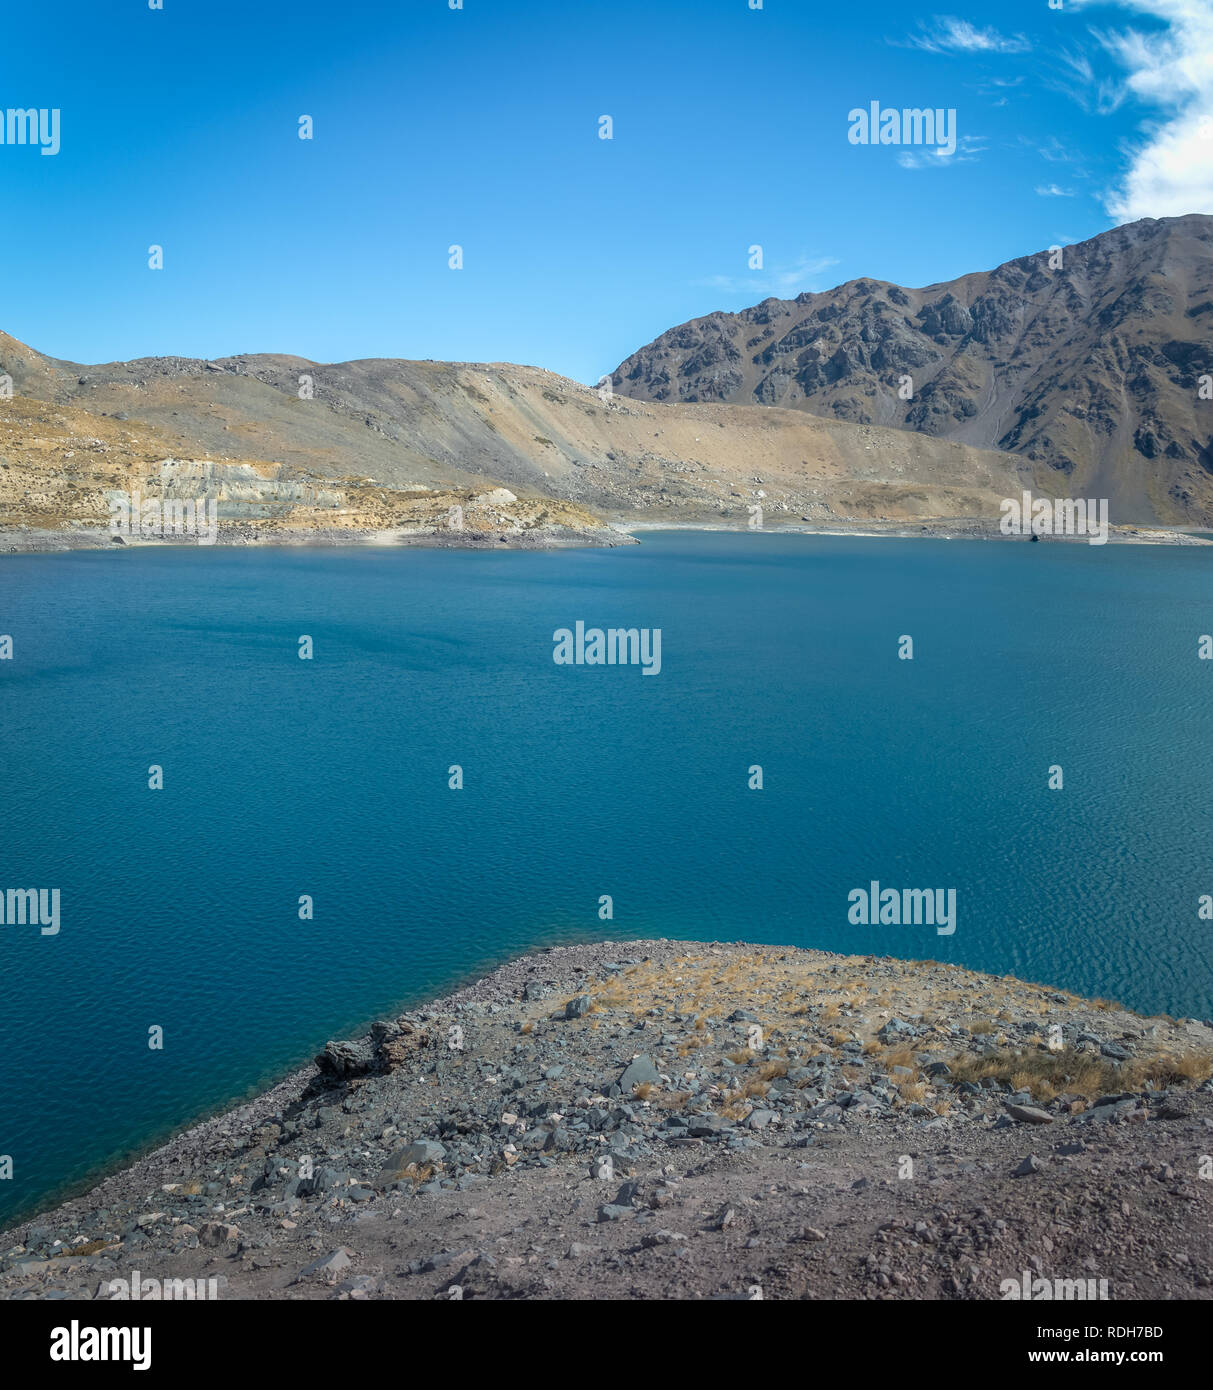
0, 329, 1041, 541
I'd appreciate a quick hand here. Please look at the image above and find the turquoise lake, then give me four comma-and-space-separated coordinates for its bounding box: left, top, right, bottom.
1, 531, 1211, 1225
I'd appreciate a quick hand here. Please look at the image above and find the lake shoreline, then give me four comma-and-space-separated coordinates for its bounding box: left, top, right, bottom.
3, 516, 1209, 554
613, 518, 1213, 545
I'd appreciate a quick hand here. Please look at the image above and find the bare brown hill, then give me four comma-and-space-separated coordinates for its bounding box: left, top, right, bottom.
0, 330, 1038, 537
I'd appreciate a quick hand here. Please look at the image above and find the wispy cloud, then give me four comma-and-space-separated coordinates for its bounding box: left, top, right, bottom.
696, 256, 841, 297
1066, 0, 1213, 219
1046, 48, 1126, 114
900, 17, 1032, 56
972, 74, 1026, 107
1025, 135, 1082, 164
1035, 184, 1076, 197
897, 134, 987, 169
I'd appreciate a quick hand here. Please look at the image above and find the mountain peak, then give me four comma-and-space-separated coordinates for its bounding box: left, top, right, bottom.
612, 216, 1213, 525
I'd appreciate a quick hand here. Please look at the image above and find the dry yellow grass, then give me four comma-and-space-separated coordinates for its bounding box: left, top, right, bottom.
738, 1078, 771, 1099
658, 1091, 693, 1111
948, 1046, 1212, 1101
589, 988, 631, 1010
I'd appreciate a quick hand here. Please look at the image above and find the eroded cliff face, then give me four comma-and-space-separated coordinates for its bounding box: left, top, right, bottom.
611, 215, 1213, 527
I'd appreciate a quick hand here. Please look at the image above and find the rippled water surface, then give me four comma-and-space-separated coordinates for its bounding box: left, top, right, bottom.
1, 532, 1210, 1223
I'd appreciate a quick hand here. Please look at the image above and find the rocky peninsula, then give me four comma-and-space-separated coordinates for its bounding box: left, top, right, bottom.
3, 940, 1211, 1301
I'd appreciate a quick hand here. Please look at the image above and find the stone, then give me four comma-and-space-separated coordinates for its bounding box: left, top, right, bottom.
1005, 1103, 1055, 1125
299, 1248, 353, 1281
378, 1140, 445, 1179
314, 1038, 376, 1078
618, 1055, 661, 1093
596, 1204, 632, 1223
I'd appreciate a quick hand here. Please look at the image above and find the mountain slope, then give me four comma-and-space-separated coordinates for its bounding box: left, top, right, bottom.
0, 332, 1038, 536
611, 215, 1213, 526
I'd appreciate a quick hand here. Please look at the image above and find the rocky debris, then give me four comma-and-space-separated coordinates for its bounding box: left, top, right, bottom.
198, 1222, 240, 1248
2, 938, 1211, 1301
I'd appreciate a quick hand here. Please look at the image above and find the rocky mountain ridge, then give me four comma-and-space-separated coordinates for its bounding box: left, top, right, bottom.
612, 215, 1213, 526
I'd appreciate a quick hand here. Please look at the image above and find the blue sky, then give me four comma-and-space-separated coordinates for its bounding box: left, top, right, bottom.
1, 0, 1208, 385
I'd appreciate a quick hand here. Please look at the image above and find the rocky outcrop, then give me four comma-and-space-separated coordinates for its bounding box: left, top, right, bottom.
612, 215, 1213, 526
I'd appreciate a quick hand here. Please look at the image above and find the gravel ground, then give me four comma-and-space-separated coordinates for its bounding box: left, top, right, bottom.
4, 939, 1211, 1301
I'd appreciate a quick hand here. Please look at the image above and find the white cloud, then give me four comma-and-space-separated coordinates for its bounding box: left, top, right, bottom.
1036, 184, 1076, 197
903, 17, 1032, 55
697, 256, 841, 296
1068, 0, 1213, 219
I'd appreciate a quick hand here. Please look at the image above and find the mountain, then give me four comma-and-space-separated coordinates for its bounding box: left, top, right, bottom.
611, 215, 1213, 526
0, 331, 1037, 543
